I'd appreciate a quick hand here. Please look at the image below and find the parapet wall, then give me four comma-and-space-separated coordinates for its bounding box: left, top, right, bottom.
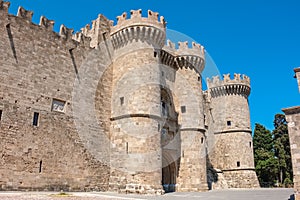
207, 73, 251, 98
0, 0, 111, 191
110, 9, 166, 50
161, 40, 205, 73
110, 9, 166, 34
0, 1, 107, 49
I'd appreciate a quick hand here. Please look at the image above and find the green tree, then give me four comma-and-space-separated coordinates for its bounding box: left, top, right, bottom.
272, 114, 293, 186
253, 123, 278, 186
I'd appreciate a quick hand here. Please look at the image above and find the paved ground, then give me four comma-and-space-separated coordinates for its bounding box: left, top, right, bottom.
0, 188, 294, 200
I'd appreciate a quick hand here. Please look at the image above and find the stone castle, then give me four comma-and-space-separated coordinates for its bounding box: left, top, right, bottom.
0, 1, 259, 194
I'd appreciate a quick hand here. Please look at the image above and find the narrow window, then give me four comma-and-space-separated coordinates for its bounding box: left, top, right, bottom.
249, 142, 252, 147
39, 160, 42, 173
161, 101, 168, 116
237, 161, 240, 167
227, 120, 231, 126
198, 76, 201, 82
201, 137, 204, 144
154, 51, 157, 57
126, 142, 128, 154
0, 110, 2, 121
182, 150, 184, 158
33, 112, 39, 126
120, 97, 124, 106
181, 106, 186, 113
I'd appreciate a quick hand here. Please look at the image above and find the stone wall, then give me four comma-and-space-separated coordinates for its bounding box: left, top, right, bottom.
283, 106, 300, 200
0, 6, 110, 191
206, 74, 259, 188
0, 1, 259, 194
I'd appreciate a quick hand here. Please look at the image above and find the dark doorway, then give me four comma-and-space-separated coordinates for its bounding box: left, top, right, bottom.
162, 161, 176, 192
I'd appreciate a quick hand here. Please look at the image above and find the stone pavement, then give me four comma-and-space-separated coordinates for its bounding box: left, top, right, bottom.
0, 189, 294, 200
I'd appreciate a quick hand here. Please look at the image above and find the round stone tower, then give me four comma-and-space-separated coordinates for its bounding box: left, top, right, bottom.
108, 10, 166, 194
163, 41, 208, 191
206, 73, 259, 188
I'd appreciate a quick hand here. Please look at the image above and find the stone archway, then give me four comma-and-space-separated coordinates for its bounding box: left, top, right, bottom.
162, 151, 178, 192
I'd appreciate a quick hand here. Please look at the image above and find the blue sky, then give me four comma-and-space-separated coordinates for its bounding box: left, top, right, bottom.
6, 0, 300, 131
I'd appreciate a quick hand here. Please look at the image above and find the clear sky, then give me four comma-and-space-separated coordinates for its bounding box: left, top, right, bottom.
6, 0, 300, 131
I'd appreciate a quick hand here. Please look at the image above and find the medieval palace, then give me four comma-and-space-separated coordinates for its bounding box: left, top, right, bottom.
0, 1, 259, 194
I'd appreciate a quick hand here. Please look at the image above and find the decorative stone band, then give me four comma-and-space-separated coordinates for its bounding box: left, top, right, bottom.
110, 25, 165, 49
110, 113, 164, 121
180, 127, 206, 133
209, 84, 251, 98
222, 168, 256, 172
213, 129, 252, 135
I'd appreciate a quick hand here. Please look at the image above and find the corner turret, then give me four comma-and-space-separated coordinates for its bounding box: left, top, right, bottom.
206, 73, 259, 189
110, 9, 166, 49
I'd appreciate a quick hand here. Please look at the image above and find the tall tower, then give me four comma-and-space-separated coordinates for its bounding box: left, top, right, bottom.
167, 41, 208, 192
109, 10, 166, 194
206, 74, 259, 188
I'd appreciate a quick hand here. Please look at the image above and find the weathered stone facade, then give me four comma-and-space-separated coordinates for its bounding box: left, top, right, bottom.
0, 1, 259, 194
283, 68, 300, 200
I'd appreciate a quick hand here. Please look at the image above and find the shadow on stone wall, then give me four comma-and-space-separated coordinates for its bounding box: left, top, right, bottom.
206, 156, 218, 190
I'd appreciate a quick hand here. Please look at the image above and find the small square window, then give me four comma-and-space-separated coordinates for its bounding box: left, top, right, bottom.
227, 121, 231, 126
181, 106, 186, 113
52, 99, 66, 112
33, 112, 39, 126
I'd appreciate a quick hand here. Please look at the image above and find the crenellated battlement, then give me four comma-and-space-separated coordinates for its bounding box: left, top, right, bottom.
39, 16, 54, 30
0, 2, 93, 49
17, 6, 33, 22
207, 73, 250, 88
161, 40, 205, 73
0, 0, 10, 13
110, 9, 166, 49
110, 9, 166, 34
207, 73, 251, 98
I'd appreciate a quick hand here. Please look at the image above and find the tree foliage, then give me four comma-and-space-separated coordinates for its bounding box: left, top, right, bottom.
253, 114, 293, 187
